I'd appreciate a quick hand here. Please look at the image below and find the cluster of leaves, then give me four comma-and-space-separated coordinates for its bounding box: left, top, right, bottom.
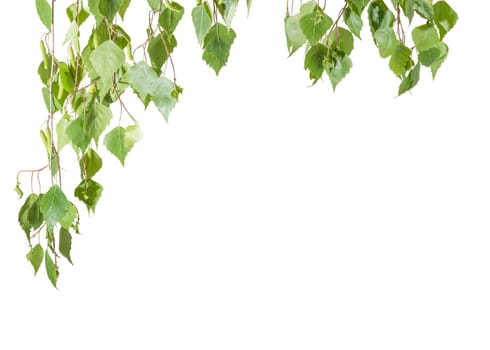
191, 0, 251, 74
285, 0, 458, 94
18, 0, 456, 287
18, 0, 188, 287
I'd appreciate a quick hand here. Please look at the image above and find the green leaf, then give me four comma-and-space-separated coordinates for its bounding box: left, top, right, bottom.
325, 51, 353, 91
343, 8, 363, 39
27, 244, 44, 275
412, 24, 440, 52
75, 179, 103, 213
119, 0, 131, 19
147, 0, 160, 10
88, 0, 103, 23
246, 0, 252, 14
419, 47, 441, 66
368, 0, 395, 36
67, 3, 90, 26
59, 228, 73, 264
104, 125, 143, 166
413, 0, 433, 20
374, 28, 398, 57
192, 3, 213, 45
80, 149, 103, 178
98, 0, 123, 21
202, 23, 237, 75
153, 79, 181, 121
285, 14, 307, 56
38, 54, 54, 86
28, 195, 44, 232
18, 194, 37, 235
304, 44, 327, 82
433, 1, 458, 39
126, 62, 180, 121
148, 34, 177, 72
400, 0, 415, 22
430, 42, 448, 78
346, 0, 370, 15
36, 0, 52, 31
58, 62, 75, 93
399, 62, 420, 95
389, 43, 413, 77
299, 4, 333, 45
59, 202, 78, 230
40, 185, 70, 229
66, 118, 90, 151
222, 0, 238, 27
56, 115, 71, 151
45, 250, 58, 288
89, 40, 125, 98
159, 2, 184, 33
327, 27, 354, 56
64, 22, 81, 53
67, 100, 112, 151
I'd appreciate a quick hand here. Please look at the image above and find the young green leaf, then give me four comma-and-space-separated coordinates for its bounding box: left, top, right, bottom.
202, 23, 237, 75
147, 0, 160, 10
36, 0, 52, 31
325, 51, 353, 91
45, 250, 58, 288
126, 62, 180, 121
59, 203, 78, 230
66, 3, 90, 26
80, 149, 103, 178
18, 194, 41, 238
192, 2, 213, 45
299, 4, 333, 45
159, 2, 184, 33
246, 0, 252, 14
89, 40, 125, 98
368, 0, 395, 36
346, 0, 371, 15
327, 27, 354, 56
27, 244, 44, 275
374, 28, 398, 58
66, 118, 91, 151
98, 0, 123, 21
304, 44, 328, 82
119, 0, 131, 19
104, 125, 143, 166
285, 14, 307, 56
419, 47, 441, 66
148, 34, 177, 72
40, 185, 70, 229
88, 0, 103, 23
343, 8, 363, 39
413, 0, 433, 20
399, 62, 421, 95
389, 43, 413, 77
75, 179, 103, 213
412, 24, 440, 52
430, 42, 448, 78
58, 62, 75, 93
59, 228, 73, 265
433, 1, 458, 39
222, 0, 238, 27
399, 0, 415, 22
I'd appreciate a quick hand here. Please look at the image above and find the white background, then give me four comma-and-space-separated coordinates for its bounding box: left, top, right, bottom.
1, 1, 489, 349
